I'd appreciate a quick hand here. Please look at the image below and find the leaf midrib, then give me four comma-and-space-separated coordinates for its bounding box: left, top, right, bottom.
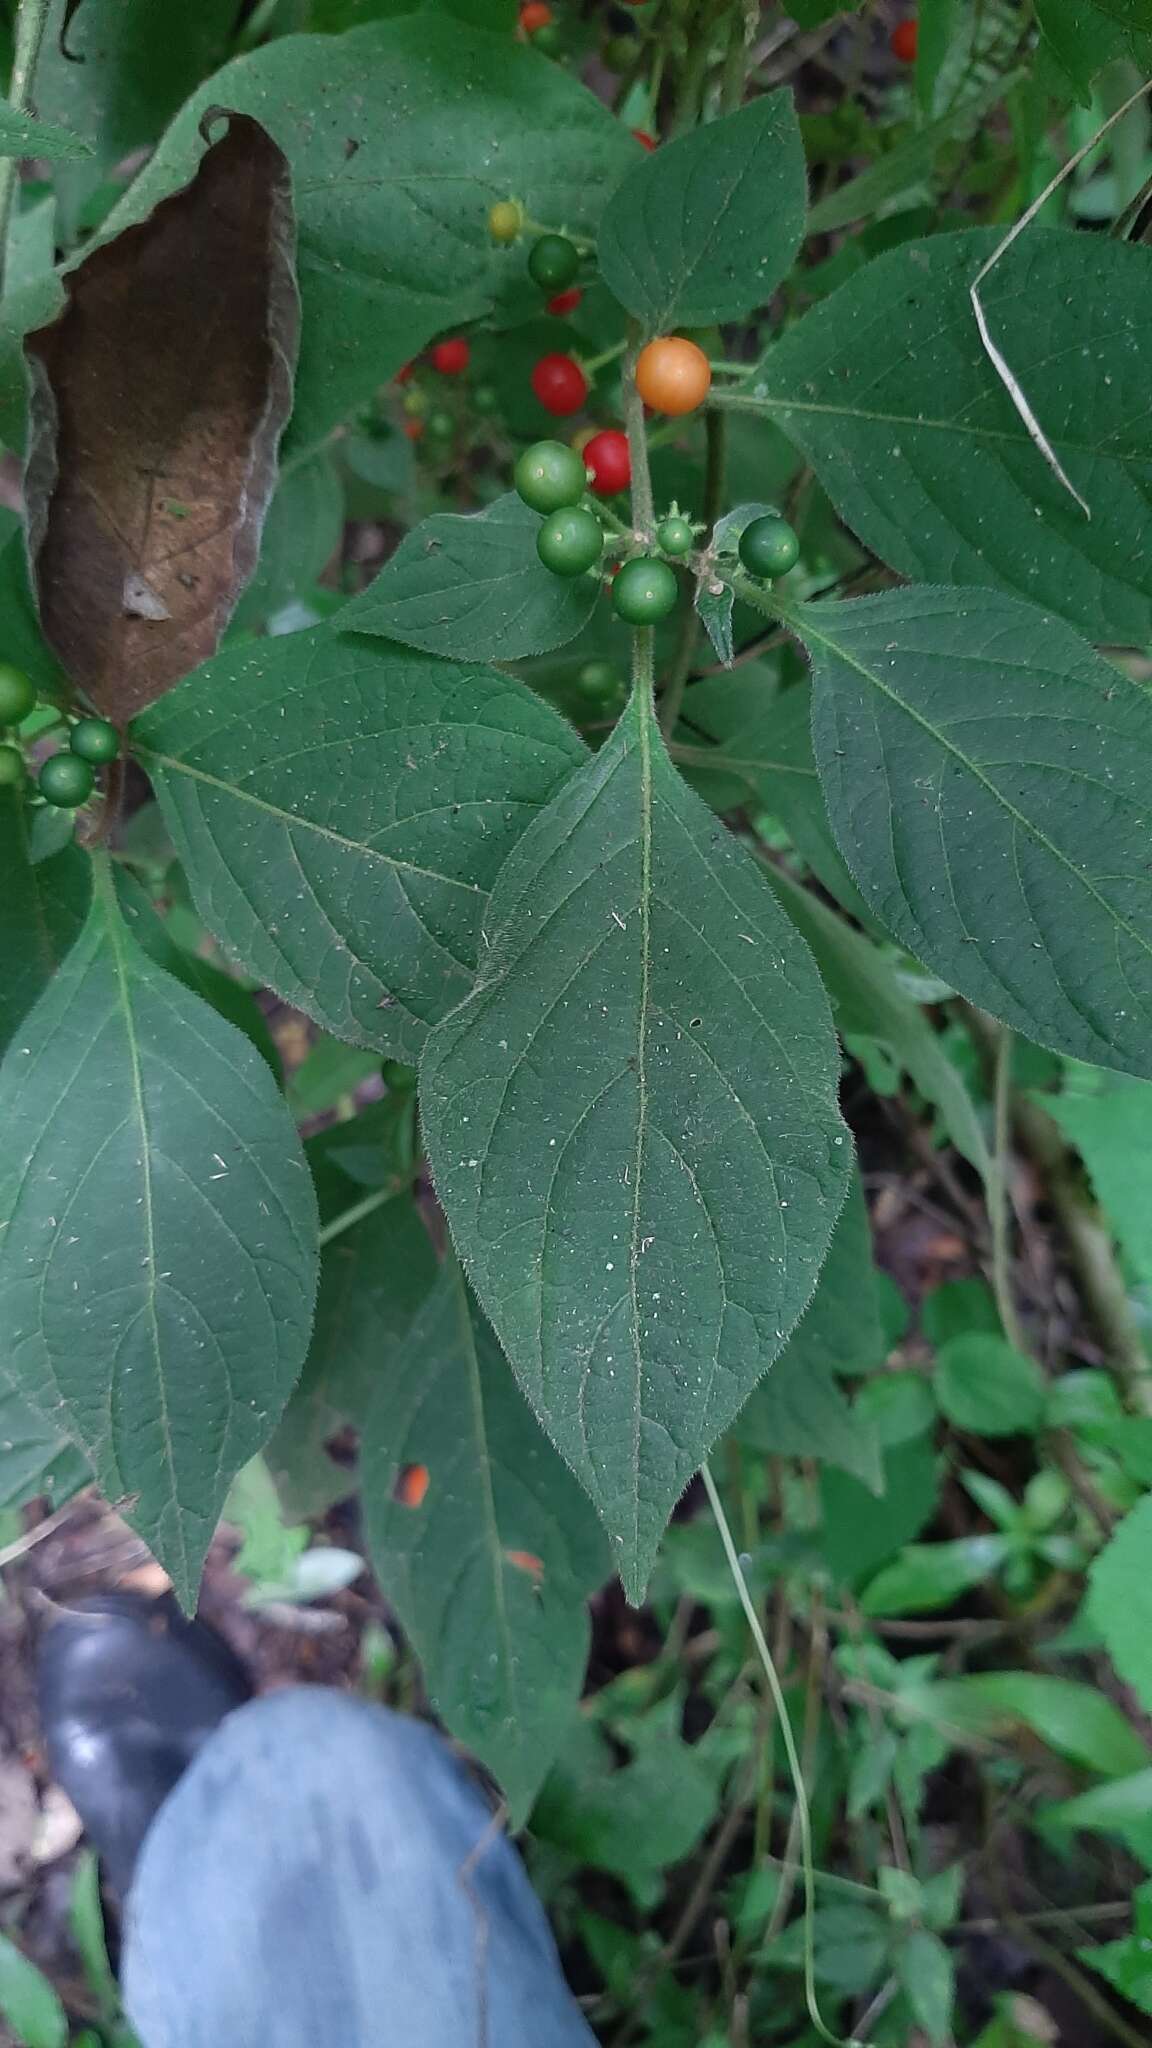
626, 689, 654, 1570
92, 859, 190, 1601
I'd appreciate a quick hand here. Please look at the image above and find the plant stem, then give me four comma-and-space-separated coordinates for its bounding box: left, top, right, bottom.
0, 0, 54, 304
659, 410, 726, 739
701, 1461, 863, 2048
317, 1186, 395, 1249
622, 322, 655, 537
963, 1003, 1152, 1410
990, 1022, 1027, 1353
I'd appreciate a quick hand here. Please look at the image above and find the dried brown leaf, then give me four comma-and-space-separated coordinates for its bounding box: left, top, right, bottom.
24, 110, 298, 722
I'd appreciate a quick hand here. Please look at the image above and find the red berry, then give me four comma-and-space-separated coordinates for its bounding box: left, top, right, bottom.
431, 337, 470, 375
547, 287, 583, 318
520, 0, 552, 28
404, 419, 424, 441
890, 17, 917, 60
632, 130, 656, 151
395, 362, 414, 384
531, 352, 588, 416
583, 428, 631, 495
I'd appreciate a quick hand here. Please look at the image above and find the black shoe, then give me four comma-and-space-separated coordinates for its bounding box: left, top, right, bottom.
37, 1592, 252, 1897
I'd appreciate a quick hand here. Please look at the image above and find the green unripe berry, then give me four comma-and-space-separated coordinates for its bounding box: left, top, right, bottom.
0, 662, 35, 726
657, 515, 694, 557
402, 387, 427, 417
531, 21, 561, 52
577, 660, 621, 700
70, 716, 119, 765
425, 407, 456, 442
612, 556, 678, 623
38, 751, 94, 808
536, 504, 603, 577
0, 741, 24, 787
603, 34, 635, 70
514, 439, 588, 514
738, 513, 800, 580
488, 199, 523, 243
527, 233, 580, 293
472, 383, 500, 416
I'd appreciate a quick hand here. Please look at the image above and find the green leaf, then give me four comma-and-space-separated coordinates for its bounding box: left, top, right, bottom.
234, 450, 344, 630
0, 103, 90, 158
133, 623, 586, 1064
765, 861, 989, 1176
267, 1188, 437, 1519
598, 95, 806, 331
896, 1927, 954, 2047
0, 1934, 66, 2048
1090, 1495, 1152, 1719
421, 685, 849, 1596
935, 1334, 1045, 1437
0, 863, 319, 1606
860, 1536, 1004, 1617
694, 580, 734, 668
533, 1712, 721, 1900
755, 229, 1152, 640
676, 677, 872, 923
1046, 1768, 1152, 1865
37, 0, 237, 165
738, 1178, 885, 1487
798, 586, 1152, 1078
1079, 1878, 1152, 2017
806, 72, 1018, 234
343, 496, 599, 662
95, 17, 636, 452
1045, 1077, 1152, 1291
226, 1456, 309, 1588
362, 1262, 610, 1821
0, 790, 90, 1054
0, 1383, 74, 1511
916, 1671, 1150, 1777
820, 1435, 938, 1587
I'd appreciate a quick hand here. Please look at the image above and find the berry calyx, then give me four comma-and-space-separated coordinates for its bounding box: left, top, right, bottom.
0, 741, 24, 786
514, 439, 588, 514
635, 336, 712, 416
520, 0, 552, 27
657, 515, 694, 556
890, 17, 917, 60
612, 557, 678, 623
531, 352, 588, 416
528, 233, 580, 292
0, 663, 36, 726
537, 505, 603, 577
632, 130, 656, 151
547, 287, 582, 318
431, 337, 470, 375
69, 716, 119, 764
583, 428, 631, 495
38, 752, 94, 808
577, 660, 621, 700
738, 513, 800, 580
488, 199, 523, 243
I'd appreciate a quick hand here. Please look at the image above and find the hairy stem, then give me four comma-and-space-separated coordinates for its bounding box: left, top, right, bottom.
0, 0, 54, 304
990, 1023, 1027, 1352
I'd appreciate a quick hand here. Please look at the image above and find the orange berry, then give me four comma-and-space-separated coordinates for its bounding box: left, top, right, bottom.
634, 335, 712, 416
